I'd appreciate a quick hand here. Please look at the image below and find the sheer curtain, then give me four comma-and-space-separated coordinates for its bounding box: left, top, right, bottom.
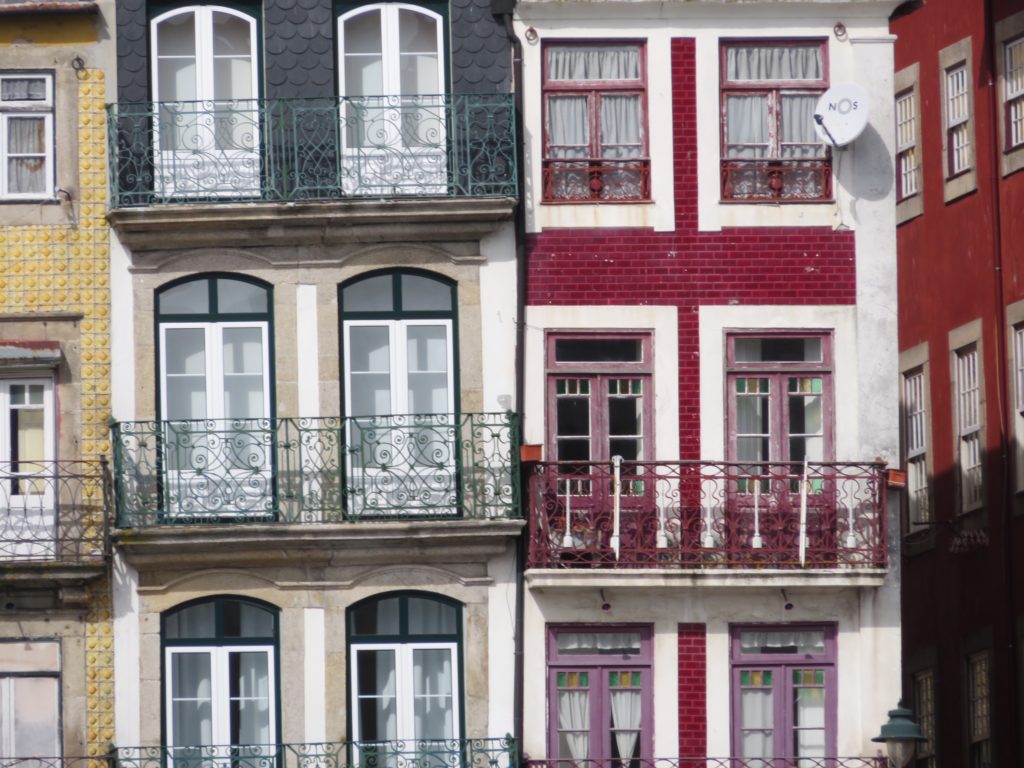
556, 690, 589, 760
740, 686, 773, 757
546, 45, 639, 82
412, 648, 454, 742
724, 96, 767, 158
725, 45, 822, 82
7, 117, 46, 194
609, 689, 641, 763
556, 632, 642, 654
739, 630, 825, 654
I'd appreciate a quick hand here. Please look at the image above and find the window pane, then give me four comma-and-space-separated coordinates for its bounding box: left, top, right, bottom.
349, 325, 392, 416
160, 281, 210, 315
356, 650, 397, 741
547, 95, 589, 159
344, 10, 382, 54
343, 275, 393, 313
222, 327, 265, 419
739, 630, 825, 654
8, 117, 45, 155
222, 601, 274, 638
556, 690, 590, 760
413, 648, 454, 740
406, 325, 449, 414
217, 280, 266, 314
407, 597, 456, 634
171, 653, 213, 746
735, 337, 822, 362
165, 602, 217, 639
557, 397, 590, 437
158, 13, 196, 56
164, 328, 207, 420
229, 651, 271, 745
11, 677, 59, 755
13, 408, 44, 464
1, 78, 46, 101
212, 12, 251, 55
351, 597, 400, 636
546, 45, 640, 81
726, 44, 823, 81
400, 274, 451, 312
725, 95, 768, 158
556, 631, 641, 654
554, 339, 642, 363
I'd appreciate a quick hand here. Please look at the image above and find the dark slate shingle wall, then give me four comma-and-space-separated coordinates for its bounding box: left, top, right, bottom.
117, 0, 510, 102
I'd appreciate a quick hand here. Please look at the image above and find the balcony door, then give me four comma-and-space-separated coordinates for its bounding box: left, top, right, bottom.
0, 379, 55, 560
348, 593, 461, 767
340, 271, 456, 518
151, 5, 260, 198
157, 276, 273, 519
164, 598, 277, 767
337, 3, 447, 194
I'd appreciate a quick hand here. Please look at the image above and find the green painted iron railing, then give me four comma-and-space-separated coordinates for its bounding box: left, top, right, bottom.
107, 94, 517, 207
111, 413, 519, 526
112, 739, 518, 768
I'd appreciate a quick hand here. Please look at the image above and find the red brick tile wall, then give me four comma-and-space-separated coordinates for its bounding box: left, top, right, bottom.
525, 39, 857, 459
678, 623, 707, 757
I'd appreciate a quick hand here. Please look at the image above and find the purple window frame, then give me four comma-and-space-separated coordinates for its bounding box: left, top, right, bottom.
725, 331, 835, 465
729, 623, 838, 759
546, 624, 655, 761
545, 331, 654, 464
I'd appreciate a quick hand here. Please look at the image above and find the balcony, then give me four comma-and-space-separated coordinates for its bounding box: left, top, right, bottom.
111, 413, 519, 527
527, 460, 886, 573
525, 758, 884, 768
112, 740, 518, 768
0, 460, 108, 568
107, 94, 517, 208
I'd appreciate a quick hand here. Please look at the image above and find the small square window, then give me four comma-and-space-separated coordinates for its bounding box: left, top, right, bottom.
0, 73, 54, 199
541, 42, 650, 202
719, 40, 830, 202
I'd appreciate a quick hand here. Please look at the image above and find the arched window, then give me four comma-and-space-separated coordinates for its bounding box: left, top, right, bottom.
339, 271, 458, 517
339, 269, 456, 418
150, 6, 260, 196
156, 275, 274, 518
163, 597, 278, 753
347, 592, 462, 750
337, 4, 447, 191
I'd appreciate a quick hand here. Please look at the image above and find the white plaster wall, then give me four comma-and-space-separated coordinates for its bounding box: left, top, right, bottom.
479, 222, 519, 412
113, 551, 141, 746
522, 305, 679, 460
522, 585, 896, 760
513, 6, 895, 235
110, 232, 136, 420
487, 545, 520, 737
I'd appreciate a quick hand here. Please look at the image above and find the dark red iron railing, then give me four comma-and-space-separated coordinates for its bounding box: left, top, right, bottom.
720, 158, 831, 201
527, 460, 887, 570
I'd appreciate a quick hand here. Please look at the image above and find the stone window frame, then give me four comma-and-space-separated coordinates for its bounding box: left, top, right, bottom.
938, 37, 977, 202
900, 342, 933, 545
894, 63, 923, 224
949, 319, 985, 518
995, 10, 1024, 177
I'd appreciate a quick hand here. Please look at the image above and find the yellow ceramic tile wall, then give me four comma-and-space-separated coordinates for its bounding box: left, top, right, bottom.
0, 69, 113, 756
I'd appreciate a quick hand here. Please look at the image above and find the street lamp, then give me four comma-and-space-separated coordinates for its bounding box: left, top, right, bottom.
872, 701, 927, 768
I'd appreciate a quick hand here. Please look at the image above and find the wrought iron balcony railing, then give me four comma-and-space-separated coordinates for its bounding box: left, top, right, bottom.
113, 739, 518, 768
542, 157, 651, 201
111, 413, 519, 527
0, 740, 518, 768
108, 94, 517, 207
527, 459, 887, 570
525, 758, 885, 768
720, 158, 832, 201
0, 460, 109, 564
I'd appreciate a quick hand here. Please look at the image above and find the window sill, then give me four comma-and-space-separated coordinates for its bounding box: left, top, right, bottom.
1002, 144, 1024, 177
896, 193, 923, 225
943, 167, 977, 203
541, 198, 652, 206
718, 197, 834, 205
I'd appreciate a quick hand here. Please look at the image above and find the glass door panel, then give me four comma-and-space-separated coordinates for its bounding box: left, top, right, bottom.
355, 649, 398, 742
170, 652, 214, 747
228, 651, 271, 745
555, 671, 591, 764
738, 669, 773, 758
412, 648, 454, 741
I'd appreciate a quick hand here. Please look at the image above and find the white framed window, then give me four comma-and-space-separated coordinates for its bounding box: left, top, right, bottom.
896, 89, 919, 199
1007, 37, 1024, 150
150, 6, 260, 197
348, 593, 461, 753
0, 73, 54, 199
967, 651, 991, 768
163, 598, 277, 757
946, 64, 970, 175
955, 344, 983, 513
0, 640, 60, 758
939, 38, 976, 200
903, 369, 930, 528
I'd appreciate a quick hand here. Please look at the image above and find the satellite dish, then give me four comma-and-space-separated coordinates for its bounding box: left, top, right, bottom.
812, 83, 869, 147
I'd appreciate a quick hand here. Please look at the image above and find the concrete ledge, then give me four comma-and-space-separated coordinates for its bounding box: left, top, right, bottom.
114, 518, 525, 568
108, 197, 517, 252
525, 567, 888, 590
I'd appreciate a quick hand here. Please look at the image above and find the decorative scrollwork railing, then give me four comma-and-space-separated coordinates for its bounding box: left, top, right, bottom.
112, 738, 518, 768
111, 413, 519, 527
525, 757, 886, 768
720, 158, 832, 201
527, 459, 887, 570
107, 94, 517, 207
0, 460, 109, 564
542, 158, 651, 201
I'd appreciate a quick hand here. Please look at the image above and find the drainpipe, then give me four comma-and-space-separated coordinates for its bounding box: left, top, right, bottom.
492, 0, 528, 754
982, 0, 1017, 762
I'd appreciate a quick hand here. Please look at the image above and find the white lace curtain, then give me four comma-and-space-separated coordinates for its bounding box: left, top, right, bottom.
610, 689, 642, 761
556, 632, 642, 654
546, 46, 643, 162
740, 630, 825, 654
724, 45, 823, 160
6, 116, 46, 193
